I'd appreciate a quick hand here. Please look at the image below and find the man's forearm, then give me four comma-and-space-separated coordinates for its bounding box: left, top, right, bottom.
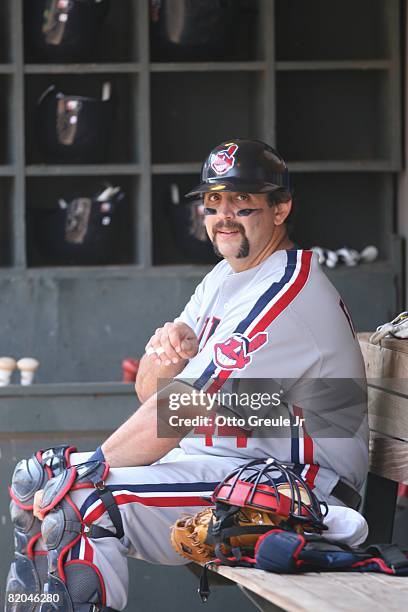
101, 392, 182, 467
135, 353, 187, 402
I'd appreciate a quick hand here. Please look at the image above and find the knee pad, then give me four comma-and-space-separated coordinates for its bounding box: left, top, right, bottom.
39, 566, 108, 612
10, 498, 41, 554
5, 552, 48, 612
6, 503, 47, 611
6, 446, 76, 611
9, 445, 77, 552
38, 567, 119, 611
39, 461, 123, 612
10, 446, 77, 511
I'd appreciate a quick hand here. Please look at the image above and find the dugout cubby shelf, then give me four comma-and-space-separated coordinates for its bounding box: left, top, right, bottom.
149, 0, 262, 63
0, 0, 403, 330
151, 70, 265, 164
25, 73, 140, 165
23, 0, 138, 64
26, 175, 138, 268
276, 70, 396, 164
152, 173, 219, 266
290, 173, 394, 260
275, 0, 394, 62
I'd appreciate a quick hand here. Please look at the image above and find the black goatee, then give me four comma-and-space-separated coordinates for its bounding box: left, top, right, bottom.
212, 234, 250, 259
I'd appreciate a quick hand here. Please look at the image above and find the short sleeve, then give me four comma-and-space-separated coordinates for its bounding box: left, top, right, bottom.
174, 278, 205, 330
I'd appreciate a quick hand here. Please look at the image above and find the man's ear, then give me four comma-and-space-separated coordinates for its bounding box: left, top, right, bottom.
273, 199, 292, 226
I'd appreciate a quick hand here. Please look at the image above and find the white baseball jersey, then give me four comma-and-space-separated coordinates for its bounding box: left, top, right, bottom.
25, 249, 368, 610
175, 249, 369, 499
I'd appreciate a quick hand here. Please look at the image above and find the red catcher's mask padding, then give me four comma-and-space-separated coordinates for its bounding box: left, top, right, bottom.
211, 457, 327, 532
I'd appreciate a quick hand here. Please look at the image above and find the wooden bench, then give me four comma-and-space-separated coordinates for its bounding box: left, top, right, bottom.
205, 334, 408, 611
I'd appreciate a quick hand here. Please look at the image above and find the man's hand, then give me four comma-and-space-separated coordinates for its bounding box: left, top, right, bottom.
145, 322, 198, 367
33, 489, 44, 521
136, 322, 198, 404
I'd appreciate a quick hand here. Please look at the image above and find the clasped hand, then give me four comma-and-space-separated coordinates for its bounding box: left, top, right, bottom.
145, 322, 198, 366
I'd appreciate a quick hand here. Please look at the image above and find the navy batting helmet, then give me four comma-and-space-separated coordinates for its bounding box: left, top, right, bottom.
185, 139, 290, 198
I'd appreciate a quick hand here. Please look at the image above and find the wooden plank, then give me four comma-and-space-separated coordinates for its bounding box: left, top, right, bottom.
314, 573, 408, 611
359, 333, 408, 362
368, 388, 408, 440
283, 573, 395, 611
238, 587, 284, 612
359, 338, 406, 378
357, 332, 372, 343
359, 338, 408, 395
211, 567, 347, 612
366, 572, 408, 590
369, 432, 408, 483
211, 566, 408, 612
379, 337, 408, 355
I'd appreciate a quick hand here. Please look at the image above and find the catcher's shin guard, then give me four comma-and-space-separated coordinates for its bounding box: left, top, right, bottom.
38, 461, 123, 612
6, 446, 76, 612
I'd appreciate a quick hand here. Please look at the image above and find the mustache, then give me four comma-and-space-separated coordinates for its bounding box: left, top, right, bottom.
213, 221, 244, 234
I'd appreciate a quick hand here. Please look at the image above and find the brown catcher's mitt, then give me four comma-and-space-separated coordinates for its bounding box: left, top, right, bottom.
171, 508, 215, 563
170, 506, 281, 563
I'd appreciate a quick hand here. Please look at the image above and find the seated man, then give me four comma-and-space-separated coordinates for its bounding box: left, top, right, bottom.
6, 139, 368, 611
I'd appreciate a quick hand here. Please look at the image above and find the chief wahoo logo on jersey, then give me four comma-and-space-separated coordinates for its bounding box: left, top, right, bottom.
214, 332, 268, 370
210, 143, 238, 175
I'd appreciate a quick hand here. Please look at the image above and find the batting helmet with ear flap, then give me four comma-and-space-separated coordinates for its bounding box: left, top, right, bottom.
185, 139, 290, 198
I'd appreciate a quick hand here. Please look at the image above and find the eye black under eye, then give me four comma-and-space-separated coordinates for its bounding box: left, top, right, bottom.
237, 209, 257, 217
204, 207, 217, 215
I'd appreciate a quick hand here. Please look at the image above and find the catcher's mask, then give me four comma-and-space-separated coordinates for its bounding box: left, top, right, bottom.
207, 457, 327, 565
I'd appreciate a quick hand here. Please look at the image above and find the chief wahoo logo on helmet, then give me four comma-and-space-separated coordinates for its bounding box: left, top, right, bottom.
214, 332, 268, 370
210, 143, 238, 175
